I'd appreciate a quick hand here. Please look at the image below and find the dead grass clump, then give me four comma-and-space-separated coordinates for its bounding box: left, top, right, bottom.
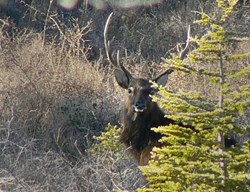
0, 23, 144, 190
1, 31, 121, 155
0, 148, 144, 191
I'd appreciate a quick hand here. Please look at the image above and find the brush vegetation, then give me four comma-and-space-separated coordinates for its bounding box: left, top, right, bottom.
0, 0, 249, 191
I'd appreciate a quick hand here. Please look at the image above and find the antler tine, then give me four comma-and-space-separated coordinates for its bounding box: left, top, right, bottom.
116, 49, 120, 67
156, 26, 190, 80
104, 12, 117, 67
178, 24, 191, 60
104, 12, 133, 80
116, 49, 133, 79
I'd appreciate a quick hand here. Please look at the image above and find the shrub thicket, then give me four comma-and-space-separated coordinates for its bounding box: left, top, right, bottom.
139, 0, 250, 191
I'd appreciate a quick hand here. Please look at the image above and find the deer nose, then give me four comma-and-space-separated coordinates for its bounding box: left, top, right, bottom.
133, 101, 146, 112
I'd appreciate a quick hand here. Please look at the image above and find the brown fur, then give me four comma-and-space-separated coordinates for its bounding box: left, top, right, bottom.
118, 76, 235, 165
103, 12, 199, 165
118, 77, 192, 165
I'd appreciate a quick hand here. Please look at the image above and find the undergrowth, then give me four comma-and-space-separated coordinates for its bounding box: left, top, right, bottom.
0, 1, 249, 191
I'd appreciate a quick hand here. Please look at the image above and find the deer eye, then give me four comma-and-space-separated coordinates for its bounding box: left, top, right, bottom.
127, 87, 134, 94
149, 90, 155, 96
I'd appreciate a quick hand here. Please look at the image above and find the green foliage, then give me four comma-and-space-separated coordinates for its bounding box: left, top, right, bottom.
139, 0, 250, 191
90, 124, 122, 155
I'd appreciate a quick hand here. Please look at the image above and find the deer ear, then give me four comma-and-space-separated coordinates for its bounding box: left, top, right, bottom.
153, 68, 174, 86
114, 68, 133, 89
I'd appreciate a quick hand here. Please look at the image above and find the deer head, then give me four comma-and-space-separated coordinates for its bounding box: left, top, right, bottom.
114, 67, 173, 116
104, 12, 174, 118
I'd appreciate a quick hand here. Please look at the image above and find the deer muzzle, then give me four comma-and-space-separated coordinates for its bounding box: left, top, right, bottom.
133, 101, 146, 113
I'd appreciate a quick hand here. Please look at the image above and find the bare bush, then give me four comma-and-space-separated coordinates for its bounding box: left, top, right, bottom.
0, 24, 143, 191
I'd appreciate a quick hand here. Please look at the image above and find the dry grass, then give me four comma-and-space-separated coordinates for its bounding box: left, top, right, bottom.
0, 2, 249, 191
0, 22, 145, 191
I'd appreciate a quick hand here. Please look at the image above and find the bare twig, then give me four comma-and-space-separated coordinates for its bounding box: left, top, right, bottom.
43, 0, 55, 47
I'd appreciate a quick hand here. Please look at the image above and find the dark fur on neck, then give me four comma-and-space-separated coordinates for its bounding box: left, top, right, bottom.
119, 97, 204, 164
120, 103, 175, 162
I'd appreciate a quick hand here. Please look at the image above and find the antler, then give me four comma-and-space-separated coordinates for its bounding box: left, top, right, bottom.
159, 25, 191, 75
104, 12, 117, 67
152, 26, 191, 82
104, 12, 133, 80
177, 24, 191, 60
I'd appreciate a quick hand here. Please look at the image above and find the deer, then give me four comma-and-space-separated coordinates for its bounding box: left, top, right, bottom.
103, 12, 195, 166
104, 13, 235, 166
